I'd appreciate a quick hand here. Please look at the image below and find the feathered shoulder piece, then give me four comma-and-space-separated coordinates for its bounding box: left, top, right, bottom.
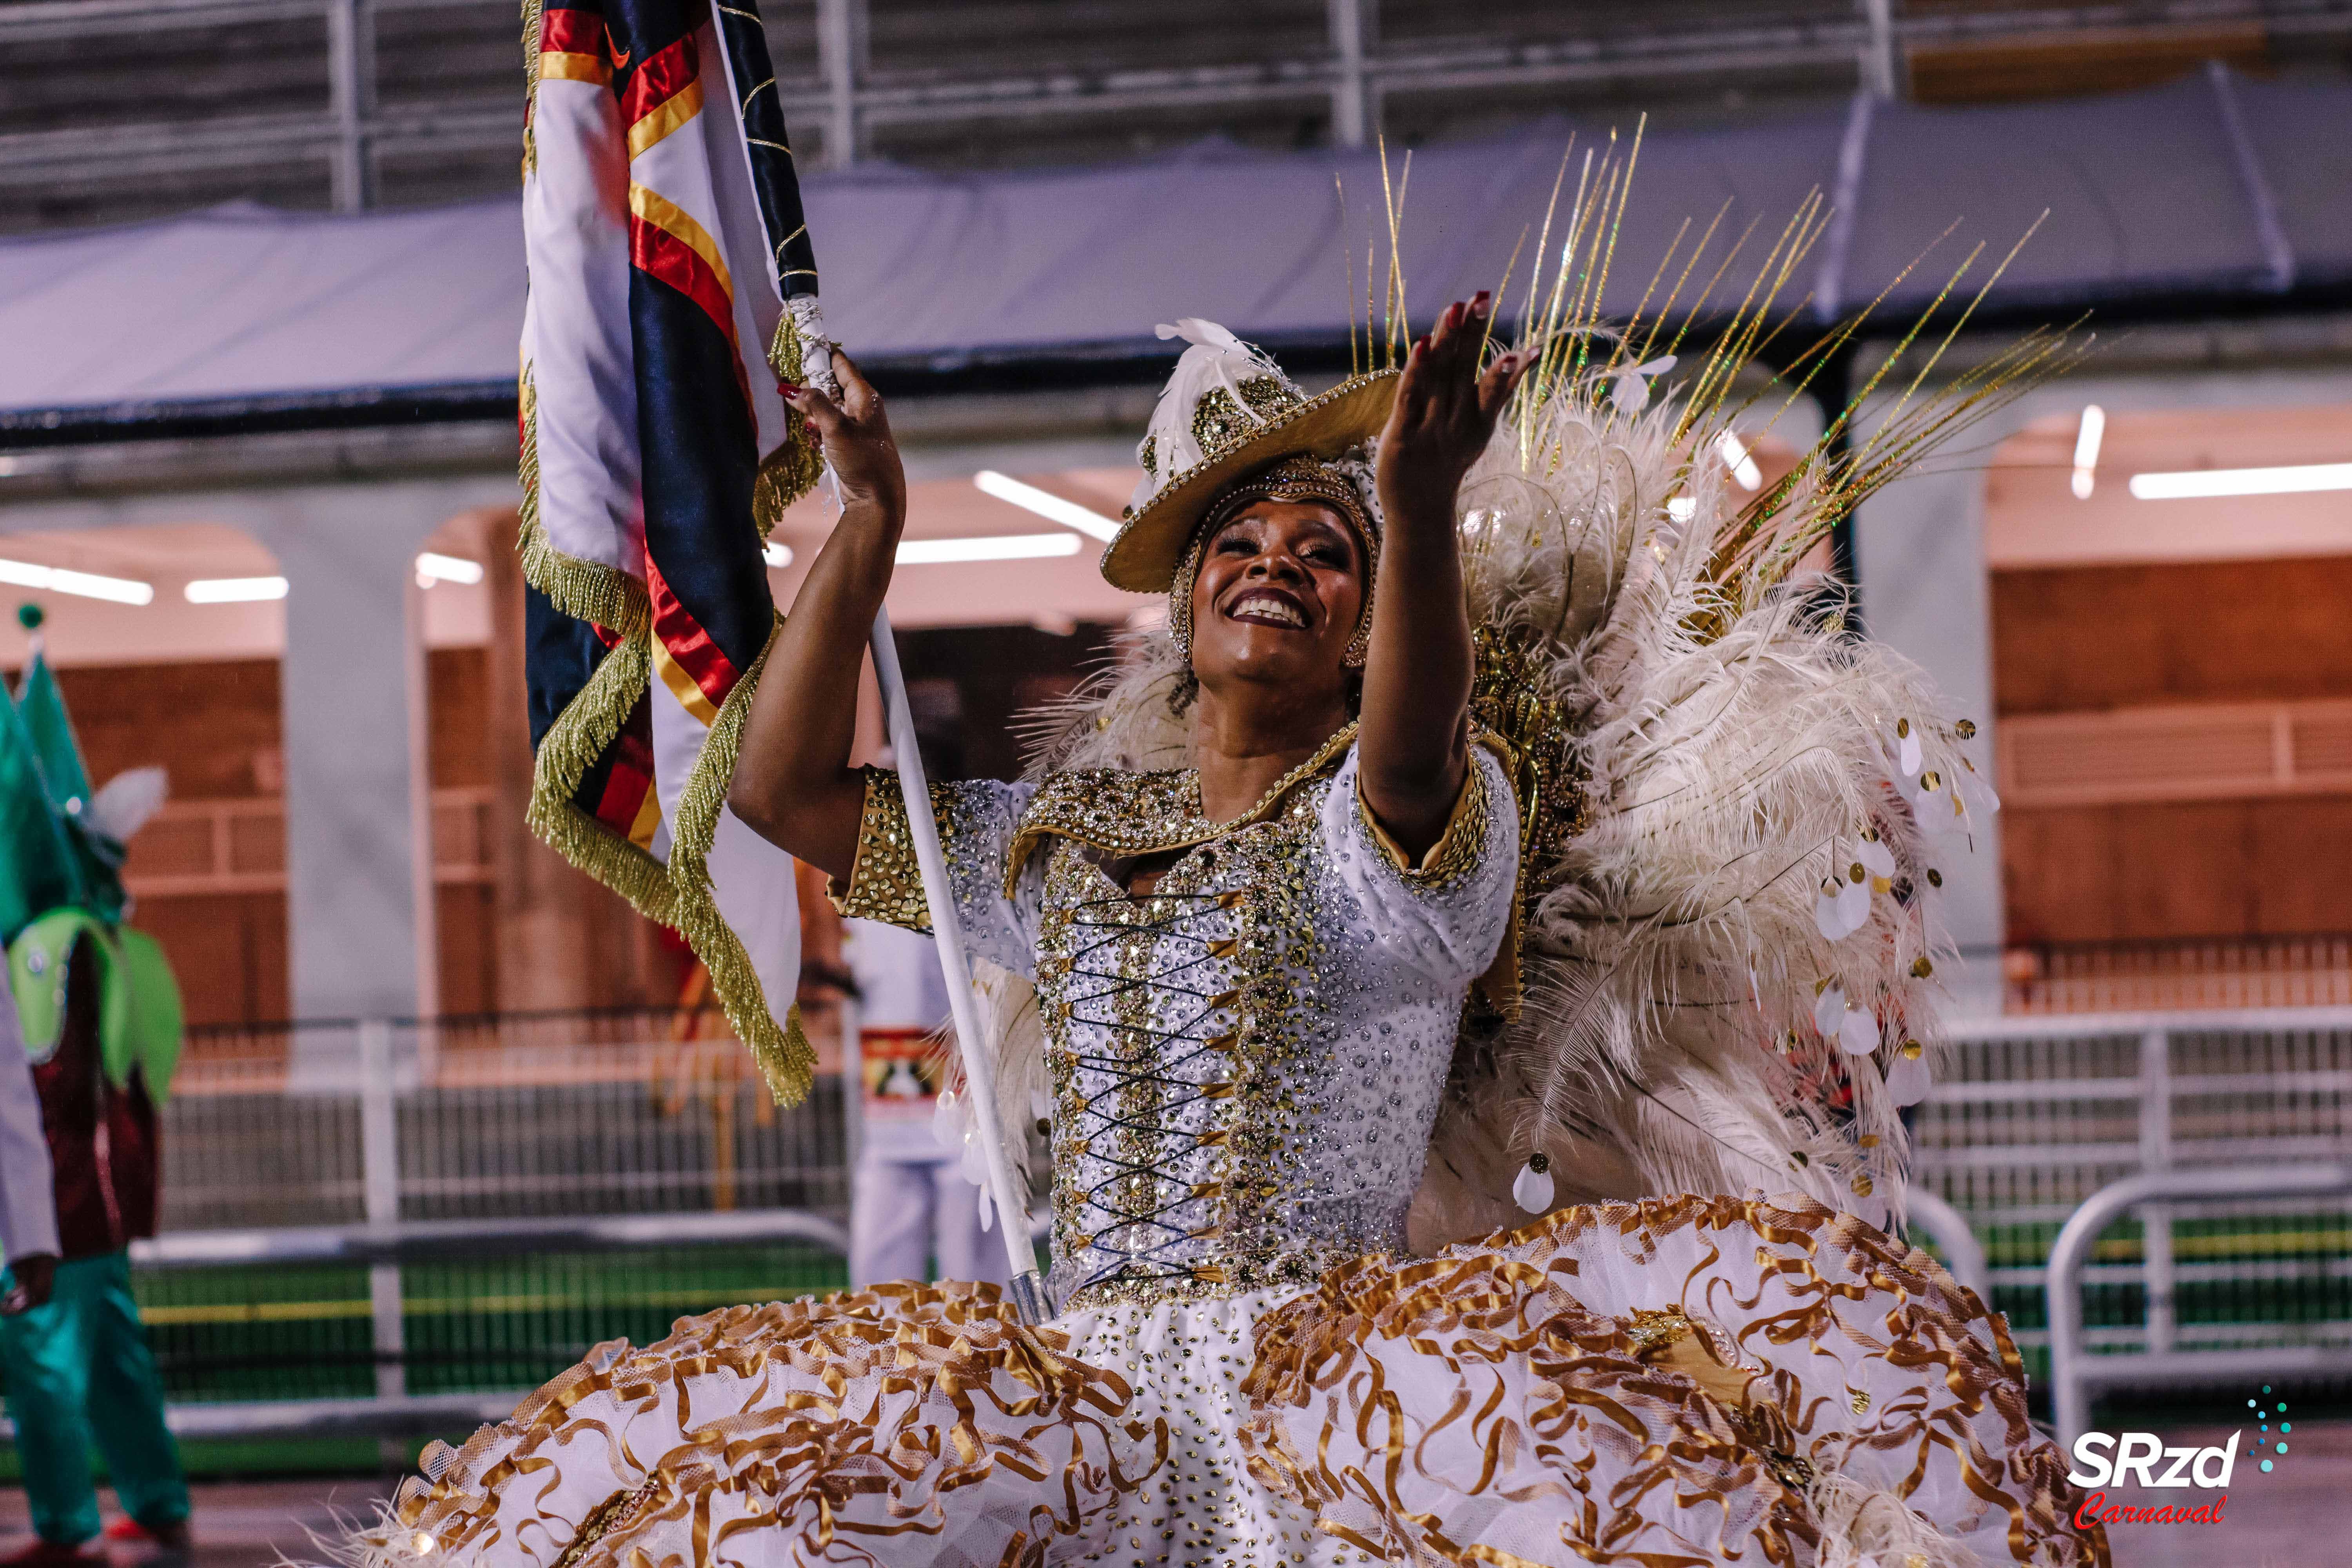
1423, 371, 1993, 1245
1410, 174, 2078, 1243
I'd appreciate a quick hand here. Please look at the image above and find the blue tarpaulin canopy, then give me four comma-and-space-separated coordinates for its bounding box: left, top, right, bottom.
1, 66, 2345, 416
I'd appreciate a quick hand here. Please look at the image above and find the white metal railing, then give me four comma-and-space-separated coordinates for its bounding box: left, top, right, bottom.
2045, 1163, 2352, 1446
144, 1009, 857, 1419
0, 1210, 852, 1444
48, 1001, 2352, 1445
1921, 1004, 2352, 1356
162, 1009, 854, 1228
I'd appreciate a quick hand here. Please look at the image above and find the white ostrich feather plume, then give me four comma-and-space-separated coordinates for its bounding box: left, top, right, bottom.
1416, 375, 1996, 1241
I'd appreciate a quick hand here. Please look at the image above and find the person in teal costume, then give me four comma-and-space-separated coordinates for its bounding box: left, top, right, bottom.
0, 604, 191, 1568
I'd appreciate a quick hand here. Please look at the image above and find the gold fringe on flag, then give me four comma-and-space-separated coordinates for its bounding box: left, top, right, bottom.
518, 370, 653, 637
521, 632, 678, 927
753, 314, 827, 533
515, 548, 813, 1104
520, 0, 543, 178
661, 618, 815, 1105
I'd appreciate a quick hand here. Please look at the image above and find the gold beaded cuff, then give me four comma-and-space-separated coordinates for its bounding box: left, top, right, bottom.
828, 766, 940, 932
1354, 748, 1492, 891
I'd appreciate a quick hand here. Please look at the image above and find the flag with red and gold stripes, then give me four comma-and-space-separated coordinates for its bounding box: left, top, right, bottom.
517, 0, 831, 1100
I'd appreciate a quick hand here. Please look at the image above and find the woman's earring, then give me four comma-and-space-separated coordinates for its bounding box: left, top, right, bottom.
1166, 668, 1200, 715
1167, 539, 1206, 667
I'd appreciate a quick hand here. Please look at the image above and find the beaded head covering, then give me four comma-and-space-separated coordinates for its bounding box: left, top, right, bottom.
1099, 318, 1397, 595
1167, 453, 1381, 667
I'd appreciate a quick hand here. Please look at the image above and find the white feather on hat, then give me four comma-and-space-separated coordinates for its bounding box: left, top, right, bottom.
1125, 319, 1300, 517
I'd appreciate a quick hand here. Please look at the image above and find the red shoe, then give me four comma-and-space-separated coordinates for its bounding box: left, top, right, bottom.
96, 1519, 189, 1567
0, 1539, 98, 1568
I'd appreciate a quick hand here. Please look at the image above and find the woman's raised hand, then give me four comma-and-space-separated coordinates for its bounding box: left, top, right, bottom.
1351, 294, 1525, 860
1374, 293, 1532, 532
731, 348, 910, 877
782, 350, 906, 522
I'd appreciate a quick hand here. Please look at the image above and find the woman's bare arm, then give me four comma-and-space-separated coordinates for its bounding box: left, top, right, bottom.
728, 352, 907, 882
1357, 294, 1530, 858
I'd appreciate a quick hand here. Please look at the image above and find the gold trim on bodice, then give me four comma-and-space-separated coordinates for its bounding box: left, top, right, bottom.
1002, 722, 1359, 892
1354, 737, 1494, 891
829, 726, 1364, 930
830, 726, 1521, 1318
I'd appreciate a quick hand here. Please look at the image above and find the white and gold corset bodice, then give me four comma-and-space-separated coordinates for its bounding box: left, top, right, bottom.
833, 727, 1518, 1313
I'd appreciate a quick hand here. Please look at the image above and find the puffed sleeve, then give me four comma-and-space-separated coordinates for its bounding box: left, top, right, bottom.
828, 767, 1042, 981
1320, 742, 1518, 986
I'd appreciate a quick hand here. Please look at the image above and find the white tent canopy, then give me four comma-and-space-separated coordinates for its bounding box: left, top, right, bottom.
2, 67, 2346, 415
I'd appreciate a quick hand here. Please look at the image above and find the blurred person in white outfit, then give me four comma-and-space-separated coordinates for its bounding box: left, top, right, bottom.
0, 988, 59, 1314
843, 918, 1005, 1289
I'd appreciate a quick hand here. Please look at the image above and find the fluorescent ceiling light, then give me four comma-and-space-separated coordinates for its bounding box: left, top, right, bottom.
2129, 461, 2352, 500
185, 575, 288, 603
2070, 404, 2105, 499
973, 470, 1122, 541
415, 551, 484, 587
897, 532, 1082, 565
762, 541, 794, 568
1715, 431, 1762, 492
0, 557, 154, 606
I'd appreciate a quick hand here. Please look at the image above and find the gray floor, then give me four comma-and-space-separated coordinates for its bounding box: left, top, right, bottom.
0, 1479, 393, 1568
2, 1425, 2344, 1566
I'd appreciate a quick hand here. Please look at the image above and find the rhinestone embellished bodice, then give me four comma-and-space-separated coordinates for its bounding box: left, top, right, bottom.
835, 735, 1518, 1312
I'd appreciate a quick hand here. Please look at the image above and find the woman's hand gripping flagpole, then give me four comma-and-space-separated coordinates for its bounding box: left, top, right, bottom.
865, 612, 1051, 1321
732, 341, 1049, 1323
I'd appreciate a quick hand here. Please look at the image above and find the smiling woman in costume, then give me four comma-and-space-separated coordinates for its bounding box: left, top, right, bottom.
367, 299, 2102, 1568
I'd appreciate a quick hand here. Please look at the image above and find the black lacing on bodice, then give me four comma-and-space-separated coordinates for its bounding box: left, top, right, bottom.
1060, 885, 1246, 1301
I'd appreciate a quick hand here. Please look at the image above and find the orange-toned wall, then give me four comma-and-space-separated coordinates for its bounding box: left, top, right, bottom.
426, 646, 499, 1017
44, 659, 288, 1023
1993, 555, 2352, 944
31, 648, 675, 1025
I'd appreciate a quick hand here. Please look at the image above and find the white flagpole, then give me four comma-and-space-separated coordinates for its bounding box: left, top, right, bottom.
866, 607, 1051, 1323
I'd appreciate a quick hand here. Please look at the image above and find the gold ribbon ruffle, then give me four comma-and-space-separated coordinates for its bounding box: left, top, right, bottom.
1236, 1193, 2107, 1568
374, 1281, 1163, 1568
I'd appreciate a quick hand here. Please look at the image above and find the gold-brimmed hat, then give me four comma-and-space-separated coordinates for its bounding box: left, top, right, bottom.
1100, 319, 1398, 593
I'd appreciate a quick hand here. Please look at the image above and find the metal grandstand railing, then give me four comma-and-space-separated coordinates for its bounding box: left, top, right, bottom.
1915, 1004, 2352, 1386
124, 1008, 857, 1425
160, 1008, 853, 1230
2004, 935, 2352, 1015
12, 1000, 2346, 1441
2045, 1163, 2352, 1446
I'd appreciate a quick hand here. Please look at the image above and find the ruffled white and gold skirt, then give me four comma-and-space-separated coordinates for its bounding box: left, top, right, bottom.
363, 1196, 2105, 1568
